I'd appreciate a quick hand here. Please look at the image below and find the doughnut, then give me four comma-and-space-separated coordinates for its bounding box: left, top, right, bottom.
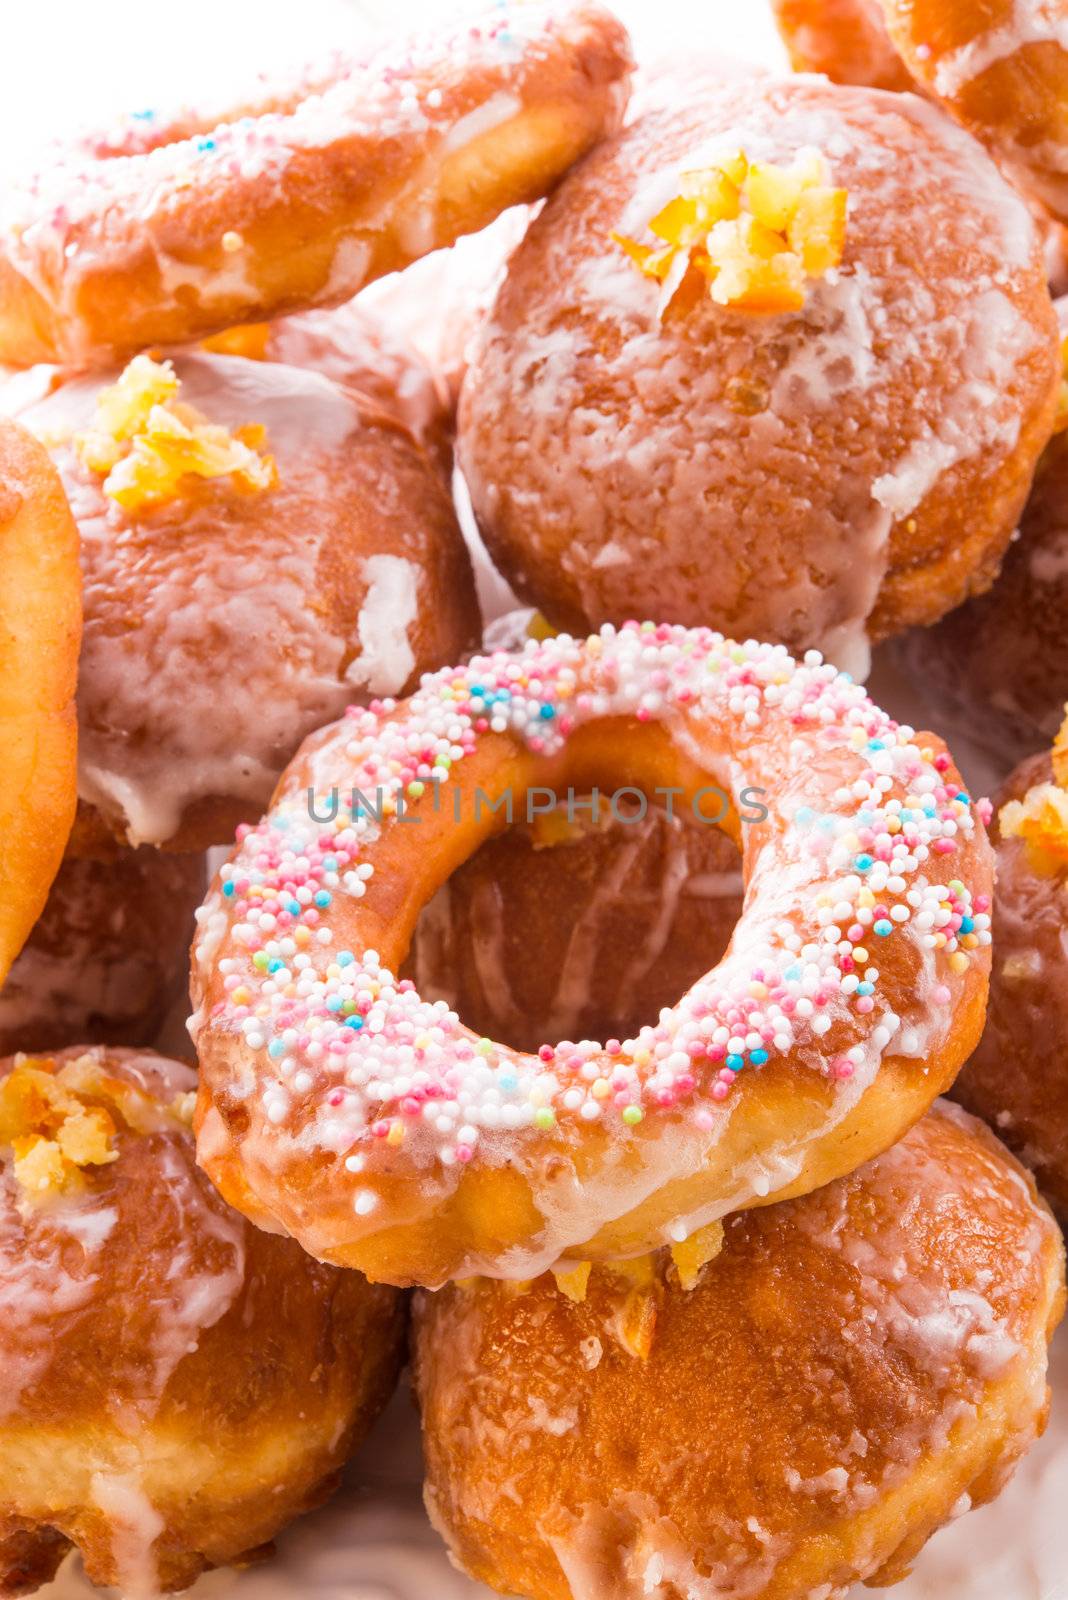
191, 623, 993, 1288
409, 797, 742, 1053
412, 1103, 1066, 1600
202, 298, 455, 479
2, 347, 479, 853
0, 847, 206, 1055
953, 720, 1068, 1211
891, 302, 1068, 770
770, 0, 914, 91
0, 419, 81, 986
457, 73, 1059, 678
877, 0, 1068, 223
0, 1045, 405, 1596
0, 2, 633, 369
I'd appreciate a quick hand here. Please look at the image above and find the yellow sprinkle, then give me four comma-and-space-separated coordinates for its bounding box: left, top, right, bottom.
949, 951, 969, 974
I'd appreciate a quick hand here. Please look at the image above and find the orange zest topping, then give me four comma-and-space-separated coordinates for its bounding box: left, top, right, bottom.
999, 707, 1068, 874
0, 1054, 194, 1200
73, 354, 278, 511
612, 148, 848, 317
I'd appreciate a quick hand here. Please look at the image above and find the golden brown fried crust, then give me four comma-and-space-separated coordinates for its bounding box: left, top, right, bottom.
0, 847, 206, 1055
408, 801, 742, 1051
0, 3, 633, 368
413, 1106, 1066, 1600
0, 1046, 406, 1596
5, 353, 480, 856
0, 419, 81, 985
891, 427, 1068, 770
953, 754, 1068, 1212
770, 0, 913, 90
458, 76, 1058, 661
879, 0, 1068, 223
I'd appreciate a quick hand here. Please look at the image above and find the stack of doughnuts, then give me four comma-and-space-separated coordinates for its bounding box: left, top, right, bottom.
2, 2, 1067, 1598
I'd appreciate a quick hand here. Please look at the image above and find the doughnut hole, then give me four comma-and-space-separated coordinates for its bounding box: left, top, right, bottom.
770, 0, 913, 90
459, 75, 1058, 675
408, 796, 744, 1052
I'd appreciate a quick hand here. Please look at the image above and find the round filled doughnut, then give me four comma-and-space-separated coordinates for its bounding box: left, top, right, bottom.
457, 72, 1059, 677
877, 0, 1068, 223
409, 795, 743, 1053
412, 1102, 1066, 1600
202, 299, 455, 479
891, 304, 1068, 769
2, 347, 480, 853
0, 2, 633, 369
0, 847, 206, 1055
191, 623, 994, 1288
770, 0, 913, 91
953, 719, 1068, 1211
0, 419, 81, 986
0, 1045, 405, 1596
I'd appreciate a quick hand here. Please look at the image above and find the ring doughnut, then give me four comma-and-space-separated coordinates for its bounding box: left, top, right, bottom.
953, 720, 1068, 1211
202, 298, 455, 479
0, 419, 81, 986
413, 1103, 1065, 1600
0, 1045, 405, 1596
457, 73, 1059, 676
191, 623, 993, 1288
876, 0, 1068, 223
0, 2, 633, 369
409, 794, 743, 1053
3, 347, 479, 853
0, 847, 206, 1055
769, 0, 913, 91
892, 302, 1068, 768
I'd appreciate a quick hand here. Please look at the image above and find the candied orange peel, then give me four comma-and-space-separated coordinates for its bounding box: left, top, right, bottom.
73, 353, 278, 511
612, 147, 848, 316
1000, 707, 1068, 874
0, 1054, 194, 1199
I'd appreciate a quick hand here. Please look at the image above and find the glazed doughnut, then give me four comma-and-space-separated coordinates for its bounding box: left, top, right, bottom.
191, 623, 993, 1288
2, 348, 479, 853
891, 303, 1068, 769
0, 2, 633, 368
0, 847, 206, 1055
202, 299, 455, 479
0, 1046, 405, 1596
770, 0, 914, 91
953, 722, 1068, 1211
0, 419, 81, 986
412, 1103, 1066, 1600
410, 797, 743, 1053
457, 73, 1059, 677
877, 0, 1068, 223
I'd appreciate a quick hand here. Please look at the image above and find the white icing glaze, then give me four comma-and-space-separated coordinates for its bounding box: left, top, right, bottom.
932, 1, 1068, 101
3, 351, 448, 845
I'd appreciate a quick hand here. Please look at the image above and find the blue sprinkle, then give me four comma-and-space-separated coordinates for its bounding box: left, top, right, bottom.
267, 959, 285, 973
784, 964, 802, 983
726, 1053, 744, 1073
268, 1039, 286, 1059
132, 108, 157, 121
326, 996, 343, 1012
344, 1015, 364, 1031
959, 916, 975, 934
854, 854, 873, 872
539, 704, 555, 720
749, 1048, 769, 1066
287, 899, 302, 916
867, 738, 885, 751
857, 981, 874, 995
874, 919, 893, 937
314, 890, 332, 909
322, 856, 337, 873
338, 951, 355, 967
222, 881, 235, 897
498, 1071, 518, 1093
196, 136, 216, 152
470, 684, 485, 697
794, 805, 815, 828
